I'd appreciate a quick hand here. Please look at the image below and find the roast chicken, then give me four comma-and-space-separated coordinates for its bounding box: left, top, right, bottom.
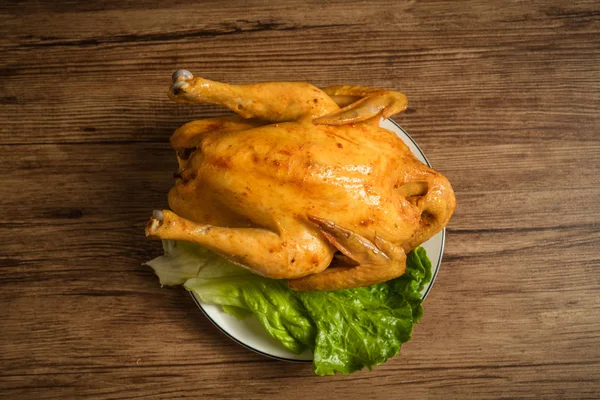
146, 70, 456, 291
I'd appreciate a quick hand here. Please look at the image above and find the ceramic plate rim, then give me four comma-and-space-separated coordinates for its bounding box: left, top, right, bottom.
190, 119, 446, 363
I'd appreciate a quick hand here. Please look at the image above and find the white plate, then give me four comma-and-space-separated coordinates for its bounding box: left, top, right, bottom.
190, 120, 446, 362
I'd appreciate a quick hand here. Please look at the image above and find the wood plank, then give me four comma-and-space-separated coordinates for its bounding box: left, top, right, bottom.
1, 2, 599, 145
1, 0, 600, 398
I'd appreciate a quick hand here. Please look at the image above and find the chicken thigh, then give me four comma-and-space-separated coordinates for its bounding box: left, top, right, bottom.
146, 70, 456, 291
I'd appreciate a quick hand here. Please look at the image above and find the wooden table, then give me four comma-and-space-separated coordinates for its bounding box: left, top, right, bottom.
2, 1, 599, 398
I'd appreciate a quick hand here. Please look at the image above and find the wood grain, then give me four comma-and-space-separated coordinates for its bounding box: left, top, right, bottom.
1, 0, 599, 398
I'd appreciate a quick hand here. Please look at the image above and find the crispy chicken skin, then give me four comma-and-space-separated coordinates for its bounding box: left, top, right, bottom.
146, 70, 456, 291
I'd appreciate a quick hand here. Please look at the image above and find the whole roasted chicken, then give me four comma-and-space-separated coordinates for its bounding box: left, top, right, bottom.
146, 70, 456, 291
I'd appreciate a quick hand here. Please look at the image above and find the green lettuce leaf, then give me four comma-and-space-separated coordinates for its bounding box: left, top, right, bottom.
185, 275, 316, 354
145, 240, 227, 286
298, 247, 432, 375
147, 241, 316, 354
146, 240, 432, 375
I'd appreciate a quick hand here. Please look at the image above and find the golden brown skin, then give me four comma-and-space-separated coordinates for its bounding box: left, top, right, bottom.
146, 70, 456, 291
